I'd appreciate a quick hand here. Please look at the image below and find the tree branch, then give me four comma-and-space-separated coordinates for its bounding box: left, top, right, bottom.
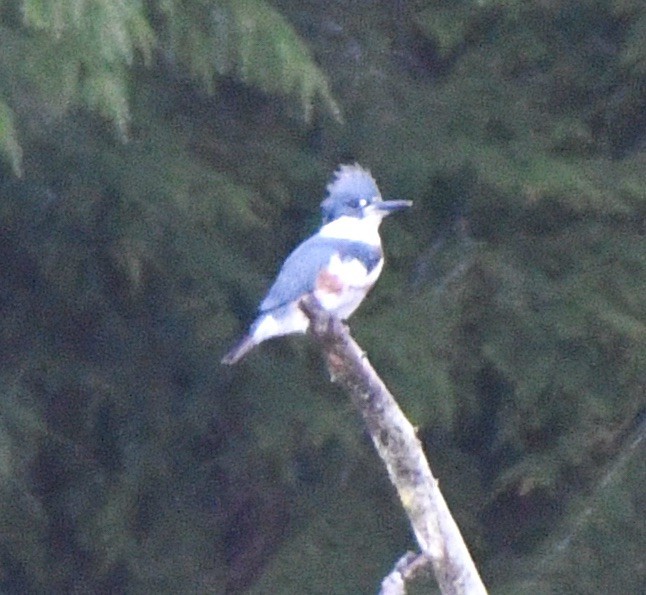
300, 296, 487, 595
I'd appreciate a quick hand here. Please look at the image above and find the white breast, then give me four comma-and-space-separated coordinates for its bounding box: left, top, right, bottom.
314, 253, 384, 319
318, 214, 383, 245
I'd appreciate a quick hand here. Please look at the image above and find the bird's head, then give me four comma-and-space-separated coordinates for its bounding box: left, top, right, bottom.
320, 164, 411, 224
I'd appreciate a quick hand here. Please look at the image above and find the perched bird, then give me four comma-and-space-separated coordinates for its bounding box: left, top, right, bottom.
221, 164, 411, 364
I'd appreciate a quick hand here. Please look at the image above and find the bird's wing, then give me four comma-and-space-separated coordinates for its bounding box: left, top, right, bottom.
259, 236, 383, 312
259, 236, 339, 312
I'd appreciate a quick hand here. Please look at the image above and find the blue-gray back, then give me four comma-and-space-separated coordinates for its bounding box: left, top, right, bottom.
259, 236, 382, 312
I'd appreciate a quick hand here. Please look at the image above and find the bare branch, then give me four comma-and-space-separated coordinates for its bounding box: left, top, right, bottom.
380, 551, 432, 595
300, 296, 487, 595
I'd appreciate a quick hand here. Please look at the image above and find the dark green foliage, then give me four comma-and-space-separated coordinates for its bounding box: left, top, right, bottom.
158, 0, 340, 120
0, 0, 339, 173
0, 100, 22, 175
0, 0, 644, 592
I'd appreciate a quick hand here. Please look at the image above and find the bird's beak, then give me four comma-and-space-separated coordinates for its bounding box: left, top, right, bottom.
371, 199, 413, 216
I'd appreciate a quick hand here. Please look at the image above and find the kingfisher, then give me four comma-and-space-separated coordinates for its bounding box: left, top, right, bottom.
221, 164, 411, 365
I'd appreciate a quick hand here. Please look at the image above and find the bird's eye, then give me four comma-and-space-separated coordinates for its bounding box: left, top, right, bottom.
358, 198, 368, 207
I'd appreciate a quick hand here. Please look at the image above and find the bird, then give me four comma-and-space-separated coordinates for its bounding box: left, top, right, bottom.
221, 164, 412, 365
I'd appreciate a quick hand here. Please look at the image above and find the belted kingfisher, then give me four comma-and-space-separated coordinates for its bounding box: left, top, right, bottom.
221, 164, 411, 365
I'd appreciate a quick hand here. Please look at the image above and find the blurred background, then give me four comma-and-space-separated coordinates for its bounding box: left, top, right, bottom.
0, 1, 644, 592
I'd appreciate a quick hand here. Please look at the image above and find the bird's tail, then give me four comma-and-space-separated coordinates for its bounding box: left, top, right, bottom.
221, 334, 258, 365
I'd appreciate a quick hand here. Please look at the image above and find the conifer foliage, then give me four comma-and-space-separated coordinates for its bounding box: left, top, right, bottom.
0, 1, 643, 593
0, 0, 338, 173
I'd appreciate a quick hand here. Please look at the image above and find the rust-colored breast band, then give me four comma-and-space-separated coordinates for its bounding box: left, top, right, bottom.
315, 269, 344, 294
